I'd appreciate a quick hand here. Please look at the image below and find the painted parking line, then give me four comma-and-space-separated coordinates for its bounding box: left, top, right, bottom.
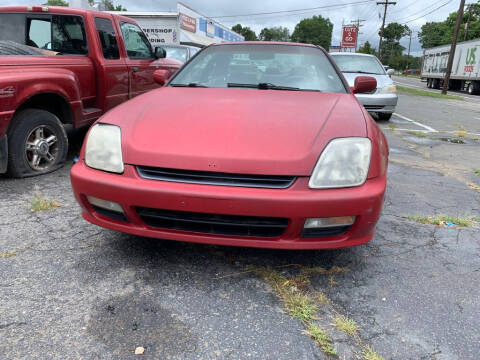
393, 113, 438, 133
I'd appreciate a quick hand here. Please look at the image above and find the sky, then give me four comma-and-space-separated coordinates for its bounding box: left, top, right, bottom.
2, 0, 474, 56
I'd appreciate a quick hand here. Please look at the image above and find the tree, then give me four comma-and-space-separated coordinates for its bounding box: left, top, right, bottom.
291, 15, 333, 49
258, 27, 290, 42
101, 0, 127, 11
231, 24, 257, 41
419, 4, 480, 48
358, 41, 376, 55
379, 22, 409, 63
43, 0, 68, 6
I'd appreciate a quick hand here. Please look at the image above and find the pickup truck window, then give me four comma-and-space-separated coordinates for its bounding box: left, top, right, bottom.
120, 22, 153, 59
0, 13, 87, 56
95, 18, 120, 60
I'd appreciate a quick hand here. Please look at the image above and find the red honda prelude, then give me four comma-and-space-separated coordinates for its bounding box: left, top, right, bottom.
70, 42, 388, 250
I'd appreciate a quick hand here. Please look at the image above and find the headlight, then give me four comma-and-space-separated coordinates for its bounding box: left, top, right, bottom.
85, 123, 123, 173
380, 84, 397, 94
309, 137, 371, 189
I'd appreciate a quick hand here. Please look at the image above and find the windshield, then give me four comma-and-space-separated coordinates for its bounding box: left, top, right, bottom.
332, 55, 385, 75
169, 44, 347, 93
164, 46, 189, 63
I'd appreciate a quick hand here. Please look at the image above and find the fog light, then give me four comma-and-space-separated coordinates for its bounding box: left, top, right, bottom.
304, 216, 356, 229
87, 196, 124, 213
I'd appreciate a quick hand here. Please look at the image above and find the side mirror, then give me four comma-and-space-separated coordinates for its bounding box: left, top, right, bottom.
153, 69, 171, 86
352, 76, 377, 94
155, 46, 166, 59
387, 68, 394, 76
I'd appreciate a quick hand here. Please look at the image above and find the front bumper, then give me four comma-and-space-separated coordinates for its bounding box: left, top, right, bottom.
71, 162, 386, 250
355, 93, 398, 114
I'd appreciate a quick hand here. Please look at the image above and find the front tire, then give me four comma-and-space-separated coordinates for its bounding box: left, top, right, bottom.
377, 113, 393, 121
7, 109, 68, 178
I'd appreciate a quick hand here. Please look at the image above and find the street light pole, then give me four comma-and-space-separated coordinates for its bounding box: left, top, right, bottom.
442, 0, 466, 95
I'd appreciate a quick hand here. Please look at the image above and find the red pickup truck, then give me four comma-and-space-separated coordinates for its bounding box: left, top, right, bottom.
0, 6, 182, 177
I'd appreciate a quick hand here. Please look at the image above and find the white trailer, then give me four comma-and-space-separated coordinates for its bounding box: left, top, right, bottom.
421, 38, 480, 94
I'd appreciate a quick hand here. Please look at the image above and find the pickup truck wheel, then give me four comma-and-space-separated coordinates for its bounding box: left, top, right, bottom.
7, 109, 68, 178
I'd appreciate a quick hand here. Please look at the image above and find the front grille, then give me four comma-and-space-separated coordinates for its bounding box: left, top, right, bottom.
137, 207, 289, 238
136, 166, 296, 189
364, 105, 384, 110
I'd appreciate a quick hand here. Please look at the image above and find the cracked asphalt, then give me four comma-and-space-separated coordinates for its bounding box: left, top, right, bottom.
1, 92, 479, 359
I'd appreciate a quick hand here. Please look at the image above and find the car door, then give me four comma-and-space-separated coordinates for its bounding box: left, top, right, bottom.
119, 21, 158, 98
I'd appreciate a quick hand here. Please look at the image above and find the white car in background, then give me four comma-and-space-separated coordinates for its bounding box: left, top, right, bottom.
331, 53, 397, 121
161, 44, 201, 63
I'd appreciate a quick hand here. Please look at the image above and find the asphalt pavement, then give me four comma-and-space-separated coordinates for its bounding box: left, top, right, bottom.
1, 92, 479, 359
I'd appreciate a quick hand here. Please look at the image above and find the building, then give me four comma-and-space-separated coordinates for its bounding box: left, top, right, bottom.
109, 2, 244, 48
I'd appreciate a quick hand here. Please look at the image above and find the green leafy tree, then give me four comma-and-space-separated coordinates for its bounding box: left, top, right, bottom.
231, 24, 257, 41
258, 26, 290, 42
101, 0, 127, 11
358, 41, 376, 55
43, 0, 68, 6
379, 22, 409, 63
291, 15, 333, 49
419, 4, 480, 48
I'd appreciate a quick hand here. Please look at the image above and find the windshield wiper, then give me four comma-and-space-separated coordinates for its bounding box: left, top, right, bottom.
342, 71, 380, 75
170, 83, 209, 88
227, 82, 301, 91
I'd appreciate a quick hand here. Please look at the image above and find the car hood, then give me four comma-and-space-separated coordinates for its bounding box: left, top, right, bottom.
342, 72, 393, 89
102, 88, 367, 176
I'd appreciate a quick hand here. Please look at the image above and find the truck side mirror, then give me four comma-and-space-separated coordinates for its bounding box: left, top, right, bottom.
155, 47, 166, 59
387, 68, 394, 76
153, 69, 171, 86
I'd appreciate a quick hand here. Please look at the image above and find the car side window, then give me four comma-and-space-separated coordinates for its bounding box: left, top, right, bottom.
95, 18, 119, 59
28, 19, 51, 49
120, 22, 153, 59
51, 15, 88, 55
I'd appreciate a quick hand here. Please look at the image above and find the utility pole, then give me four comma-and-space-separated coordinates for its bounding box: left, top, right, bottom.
406, 29, 412, 70
351, 18, 366, 52
442, 0, 466, 95
377, 1, 396, 60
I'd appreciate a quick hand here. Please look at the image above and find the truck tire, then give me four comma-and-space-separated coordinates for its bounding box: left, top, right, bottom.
468, 82, 479, 95
432, 79, 440, 89
427, 78, 432, 88
7, 109, 68, 178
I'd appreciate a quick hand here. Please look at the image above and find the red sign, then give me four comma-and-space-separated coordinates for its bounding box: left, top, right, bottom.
180, 13, 196, 33
341, 26, 358, 48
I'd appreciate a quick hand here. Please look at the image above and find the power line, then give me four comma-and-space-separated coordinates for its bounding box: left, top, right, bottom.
402, 0, 454, 24
209, 0, 375, 19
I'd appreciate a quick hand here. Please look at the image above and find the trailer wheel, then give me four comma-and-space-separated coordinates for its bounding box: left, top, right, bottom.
468, 82, 479, 95
432, 79, 440, 89
7, 109, 68, 178
427, 78, 432, 88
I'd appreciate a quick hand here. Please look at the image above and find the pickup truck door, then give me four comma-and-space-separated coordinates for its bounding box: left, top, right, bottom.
119, 21, 158, 98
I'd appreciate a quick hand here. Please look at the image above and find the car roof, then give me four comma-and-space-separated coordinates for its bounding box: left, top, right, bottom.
212, 41, 320, 48
329, 52, 377, 57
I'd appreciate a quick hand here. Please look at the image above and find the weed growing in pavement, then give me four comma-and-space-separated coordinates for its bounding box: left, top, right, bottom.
388, 124, 398, 131
315, 291, 330, 305
305, 324, 337, 356
362, 346, 385, 360
407, 131, 427, 138
454, 130, 468, 138
407, 215, 477, 227
333, 315, 358, 337
474, 169, 480, 175
30, 186, 61, 212
0, 251, 16, 258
